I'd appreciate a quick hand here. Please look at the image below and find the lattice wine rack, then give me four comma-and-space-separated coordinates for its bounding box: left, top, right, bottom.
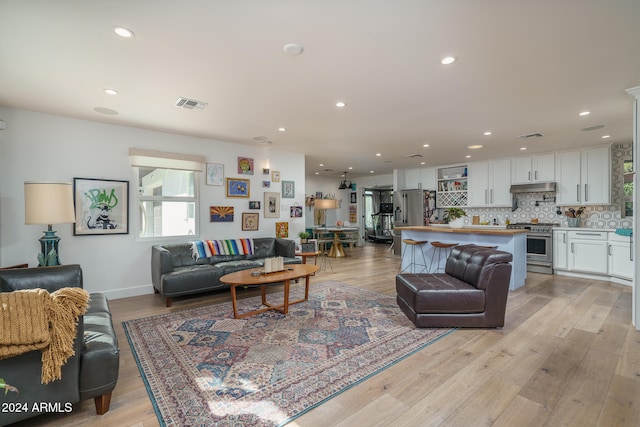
437, 191, 468, 207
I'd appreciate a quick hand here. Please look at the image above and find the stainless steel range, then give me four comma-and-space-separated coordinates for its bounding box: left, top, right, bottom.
507, 222, 559, 274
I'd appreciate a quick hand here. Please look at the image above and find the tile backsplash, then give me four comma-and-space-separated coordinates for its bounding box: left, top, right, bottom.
459, 192, 631, 229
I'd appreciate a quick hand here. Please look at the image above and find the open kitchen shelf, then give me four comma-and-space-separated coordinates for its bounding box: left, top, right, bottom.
437, 164, 468, 207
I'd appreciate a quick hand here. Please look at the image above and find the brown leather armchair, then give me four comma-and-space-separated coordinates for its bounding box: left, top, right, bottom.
396, 244, 513, 328
0, 265, 119, 426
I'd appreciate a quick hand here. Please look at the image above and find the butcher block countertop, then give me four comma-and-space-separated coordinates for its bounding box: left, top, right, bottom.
395, 225, 528, 236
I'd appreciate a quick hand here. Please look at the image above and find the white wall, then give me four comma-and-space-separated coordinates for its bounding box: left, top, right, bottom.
0, 107, 305, 299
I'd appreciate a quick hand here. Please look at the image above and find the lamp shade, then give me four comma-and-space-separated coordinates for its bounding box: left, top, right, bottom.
314, 199, 337, 209
25, 181, 76, 225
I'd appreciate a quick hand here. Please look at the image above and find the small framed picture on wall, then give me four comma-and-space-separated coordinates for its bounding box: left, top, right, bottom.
242, 212, 259, 231
264, 192, 280, 218
206, 163, 224, 186
226, 178, 250, 198
282, 180, 295, 198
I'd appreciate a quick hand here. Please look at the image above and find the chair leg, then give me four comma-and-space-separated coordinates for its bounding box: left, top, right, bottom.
94, 393, 112, 415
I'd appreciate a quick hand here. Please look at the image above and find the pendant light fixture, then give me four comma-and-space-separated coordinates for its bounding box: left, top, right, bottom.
338, 172, 352, 190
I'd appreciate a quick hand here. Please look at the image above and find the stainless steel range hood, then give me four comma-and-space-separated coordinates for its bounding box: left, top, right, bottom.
509, 182, 556, 193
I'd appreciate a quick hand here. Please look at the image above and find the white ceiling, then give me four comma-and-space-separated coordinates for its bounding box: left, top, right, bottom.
1, 0, 639, 178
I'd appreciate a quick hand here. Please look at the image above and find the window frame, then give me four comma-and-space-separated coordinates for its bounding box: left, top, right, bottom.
133, 166, 200, 241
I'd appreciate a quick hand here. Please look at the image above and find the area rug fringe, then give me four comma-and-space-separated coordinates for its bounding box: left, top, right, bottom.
123, 280, 455, 426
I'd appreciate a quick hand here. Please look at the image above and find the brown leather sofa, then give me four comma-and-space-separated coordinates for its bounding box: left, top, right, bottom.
396, 244, 513, 328
0, 265, 119, 425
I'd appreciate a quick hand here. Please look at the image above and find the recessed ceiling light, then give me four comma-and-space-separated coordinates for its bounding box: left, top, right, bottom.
483, 131, 492, 136
283, 43, 304, 56
467, 145, 484, 149
94, 107, 119, 115
423, 144, 430, 148
601, 135, 611, 139
376, 153, 381, 157
335, 101, 346, 108
319, 163, 324, 167
441, 56, 456, 65
370, 170, 374, 173
315, 172, 319, 175
420, 162, 426, 165
113, 26, 134, 38
277, 127, 286, 132
104, 88, 118, 95
520, 147, 527, 150
579, 111, 590, 116
348, 166, 353, 170
465, 155, 471, 159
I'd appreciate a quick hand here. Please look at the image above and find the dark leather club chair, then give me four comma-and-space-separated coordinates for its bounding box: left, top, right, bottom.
396, 244, 513, 328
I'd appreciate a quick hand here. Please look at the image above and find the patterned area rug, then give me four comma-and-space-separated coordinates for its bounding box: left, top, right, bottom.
123, 281, 454, 426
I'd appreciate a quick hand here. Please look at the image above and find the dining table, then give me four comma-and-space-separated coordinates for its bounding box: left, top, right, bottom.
314, 226, 359, 257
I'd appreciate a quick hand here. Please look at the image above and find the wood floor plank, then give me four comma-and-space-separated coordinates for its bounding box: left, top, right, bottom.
11, 243, 639, 427
597, 373, 640, 426
492, 395, 549, 427
615, 322, 640, 380
437, 377, 520, 426
335, 393, 409, 427
544, 348, 618, 426
574, 303, 613, 334
517, 329, 595, 409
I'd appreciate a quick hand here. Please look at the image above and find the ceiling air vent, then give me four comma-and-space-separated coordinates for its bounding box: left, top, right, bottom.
175, 97, 207, 110
406, 154, 423, 158
519, 132, 543, 139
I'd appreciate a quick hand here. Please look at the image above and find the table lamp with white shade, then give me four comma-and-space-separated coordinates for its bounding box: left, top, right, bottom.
24, 181, 76, 266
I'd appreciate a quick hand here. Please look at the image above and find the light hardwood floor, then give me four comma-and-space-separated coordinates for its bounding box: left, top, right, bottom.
15, 243, 640, 426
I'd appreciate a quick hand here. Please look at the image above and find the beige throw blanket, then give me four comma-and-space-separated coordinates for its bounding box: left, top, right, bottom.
0, 287, 90, 384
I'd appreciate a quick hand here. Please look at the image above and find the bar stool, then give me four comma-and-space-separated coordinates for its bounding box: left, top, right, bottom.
399, 239, 429, 273
429, 241, 458, 273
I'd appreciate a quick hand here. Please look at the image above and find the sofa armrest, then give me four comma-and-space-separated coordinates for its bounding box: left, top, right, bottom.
151, 245, 174, 289
275, 238, 295, 258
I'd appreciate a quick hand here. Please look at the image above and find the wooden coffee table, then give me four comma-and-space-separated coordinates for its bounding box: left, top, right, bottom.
220, 264, 320, 319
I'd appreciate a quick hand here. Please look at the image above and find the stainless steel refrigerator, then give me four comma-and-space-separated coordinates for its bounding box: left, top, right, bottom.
392, 189, 435, 254
394, 189, 429, 226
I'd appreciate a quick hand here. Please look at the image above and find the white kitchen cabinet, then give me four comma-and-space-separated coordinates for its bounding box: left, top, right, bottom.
511, 154, 555, 184
402, 167, 436, 191
568, 230, 608, 274
608, 233, 633, 280
468, 159, 511, 207
553, 230, 568, 270
556, 147, 610, 205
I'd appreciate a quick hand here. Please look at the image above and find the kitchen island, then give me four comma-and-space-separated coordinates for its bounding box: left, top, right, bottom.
396, 225, 527, 290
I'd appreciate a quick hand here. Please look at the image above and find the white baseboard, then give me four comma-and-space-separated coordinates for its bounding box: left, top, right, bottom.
96, 284, 155, 301
554, 269, 632, 287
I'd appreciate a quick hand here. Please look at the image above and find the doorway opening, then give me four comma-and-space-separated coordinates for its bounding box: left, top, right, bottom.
363, 187, 393, 243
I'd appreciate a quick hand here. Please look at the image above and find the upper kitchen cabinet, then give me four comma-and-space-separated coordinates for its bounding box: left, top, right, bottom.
511, 154, 555, 184
400, 167, 436, 191
468, 159, 511, 207
555, 146, 610, 206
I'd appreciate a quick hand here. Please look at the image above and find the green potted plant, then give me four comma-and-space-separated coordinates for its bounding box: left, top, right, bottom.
298, 231, 311, 243
444, 207, 466, 228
